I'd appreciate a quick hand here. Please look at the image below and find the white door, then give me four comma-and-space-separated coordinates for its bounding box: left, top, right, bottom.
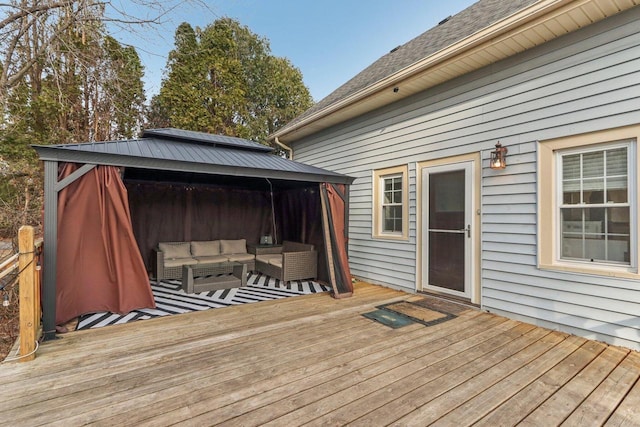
422, 161, 473, 299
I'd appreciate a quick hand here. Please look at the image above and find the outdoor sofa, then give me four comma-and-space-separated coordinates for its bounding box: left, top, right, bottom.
153, 239, 255, 281
250, 241, 317, 283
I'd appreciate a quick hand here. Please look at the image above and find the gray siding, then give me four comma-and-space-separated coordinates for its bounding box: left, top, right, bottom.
294, 9, 640, 348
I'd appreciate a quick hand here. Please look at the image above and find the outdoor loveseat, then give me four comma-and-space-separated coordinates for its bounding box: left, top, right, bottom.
250, 241, 317, 283
152, 239, 255, 281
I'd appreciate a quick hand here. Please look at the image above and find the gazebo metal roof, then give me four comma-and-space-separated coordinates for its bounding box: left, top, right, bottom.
33, 128, 353, 185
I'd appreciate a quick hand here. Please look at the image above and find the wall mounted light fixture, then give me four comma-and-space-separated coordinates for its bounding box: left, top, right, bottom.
490, 142, 508, 169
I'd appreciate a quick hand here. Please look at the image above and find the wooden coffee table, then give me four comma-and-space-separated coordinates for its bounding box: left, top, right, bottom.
181, 262, 247, 293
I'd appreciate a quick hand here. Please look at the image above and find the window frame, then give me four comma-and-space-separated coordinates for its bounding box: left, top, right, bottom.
538, 125, 640, 279
373, 165, 409, 240
556, 141, 634, 266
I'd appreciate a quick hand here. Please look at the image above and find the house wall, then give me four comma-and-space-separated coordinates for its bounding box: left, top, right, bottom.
292, 8, 640, 349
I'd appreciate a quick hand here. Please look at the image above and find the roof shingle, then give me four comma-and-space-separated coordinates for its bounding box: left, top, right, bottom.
285, 0, 538, 130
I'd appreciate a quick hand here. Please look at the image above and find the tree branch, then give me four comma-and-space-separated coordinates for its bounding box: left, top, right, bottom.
5, 17, 76, 89
0, 1, 77, 31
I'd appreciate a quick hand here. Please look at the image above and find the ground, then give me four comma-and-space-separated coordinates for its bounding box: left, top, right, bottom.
0, 243, 18, 361
0, 294, 18, 361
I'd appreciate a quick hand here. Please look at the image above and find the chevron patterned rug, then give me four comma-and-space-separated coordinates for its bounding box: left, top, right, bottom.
76, 273, 329, 330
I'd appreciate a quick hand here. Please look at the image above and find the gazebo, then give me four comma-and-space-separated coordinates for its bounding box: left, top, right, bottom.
33, 128, 355, 340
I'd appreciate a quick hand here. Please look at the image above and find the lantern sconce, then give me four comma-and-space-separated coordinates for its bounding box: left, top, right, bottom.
490, 142, 508, 170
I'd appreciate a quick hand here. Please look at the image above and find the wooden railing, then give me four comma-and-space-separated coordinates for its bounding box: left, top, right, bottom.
0, 250, 18, 283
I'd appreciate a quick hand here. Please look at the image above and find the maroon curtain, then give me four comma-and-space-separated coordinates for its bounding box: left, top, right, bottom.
320, 183, 353, 297
127, 183, 274, 269
273, 186, 328, 281
56, 164, 156, 325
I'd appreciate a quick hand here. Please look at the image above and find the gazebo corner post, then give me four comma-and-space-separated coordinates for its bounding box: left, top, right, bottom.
42, 160, 58, 341
344, 184, 350, 257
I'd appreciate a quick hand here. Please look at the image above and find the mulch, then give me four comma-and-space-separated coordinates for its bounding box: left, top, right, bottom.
0, 297, 19, 361
0, 246, 19, 361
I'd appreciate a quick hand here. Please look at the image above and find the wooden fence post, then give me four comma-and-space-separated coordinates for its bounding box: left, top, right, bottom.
18, 226, 37, 362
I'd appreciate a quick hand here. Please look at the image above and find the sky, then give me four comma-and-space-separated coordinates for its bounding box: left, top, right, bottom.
108, 0, 477, 103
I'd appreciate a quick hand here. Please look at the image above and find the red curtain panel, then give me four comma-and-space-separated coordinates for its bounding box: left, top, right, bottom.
55, 163, 155, 325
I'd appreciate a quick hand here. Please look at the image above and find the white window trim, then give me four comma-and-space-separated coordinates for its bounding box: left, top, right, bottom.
373, 165, 408, 240
538, 124, 640, 279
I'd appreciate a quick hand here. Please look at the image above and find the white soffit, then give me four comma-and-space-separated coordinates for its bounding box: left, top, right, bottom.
276, 0, 639, 143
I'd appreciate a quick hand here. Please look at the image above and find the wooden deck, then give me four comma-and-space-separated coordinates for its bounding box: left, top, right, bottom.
1, 282, 640, 426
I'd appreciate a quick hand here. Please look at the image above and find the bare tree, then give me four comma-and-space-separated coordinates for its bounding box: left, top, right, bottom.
0, 0, 202, 113
0, 0, 209, 239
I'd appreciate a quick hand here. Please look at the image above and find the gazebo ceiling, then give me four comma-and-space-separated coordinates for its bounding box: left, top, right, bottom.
123, 167, 321, 191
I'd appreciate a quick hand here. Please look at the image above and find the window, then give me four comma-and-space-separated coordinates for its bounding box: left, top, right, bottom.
373, 165, 408, 239
559, 144, 631, 264
382, 175, 403, 233
539, 125, 640, 278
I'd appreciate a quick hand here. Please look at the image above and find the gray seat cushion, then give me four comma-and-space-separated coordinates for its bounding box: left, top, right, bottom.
164, 257, 198, 268
191, 240, 221, 257
256, 254, 282, 264
220, 239, 247, 254
227, 253, 255, 262
159, 242, 191, 259
195, 255, 229, 264
268, 257, 283, 268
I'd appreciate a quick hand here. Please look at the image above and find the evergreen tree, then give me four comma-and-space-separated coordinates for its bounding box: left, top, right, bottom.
150, 18, 313, 143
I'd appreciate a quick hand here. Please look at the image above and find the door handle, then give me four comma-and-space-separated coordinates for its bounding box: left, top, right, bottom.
460, 224, 471, 238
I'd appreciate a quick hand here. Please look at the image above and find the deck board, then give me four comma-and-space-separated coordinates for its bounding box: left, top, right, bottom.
211, 315, 514, 426
563, 348, 638, 426
605, 351, 640, 427
520, 346, 629, 426
474, 339, 607, 426
1, 282, 639, 426
399, 328, 565, 426
433, 333, 581, 425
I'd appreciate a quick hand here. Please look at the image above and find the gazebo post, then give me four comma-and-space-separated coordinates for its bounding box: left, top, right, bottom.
42, 160, 58, 341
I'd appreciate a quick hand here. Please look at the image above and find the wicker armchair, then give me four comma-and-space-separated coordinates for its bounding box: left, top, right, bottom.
152, 242, 191, 281
252, 241, 317, 283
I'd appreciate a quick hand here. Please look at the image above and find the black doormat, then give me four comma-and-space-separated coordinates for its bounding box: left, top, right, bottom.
362, 309, 414, 328
377, 301, 457, 327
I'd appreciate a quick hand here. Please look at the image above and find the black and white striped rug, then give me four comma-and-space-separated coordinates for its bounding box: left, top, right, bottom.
76, 273, 329, 330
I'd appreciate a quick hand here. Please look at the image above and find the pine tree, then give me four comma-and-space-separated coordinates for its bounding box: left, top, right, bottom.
150, 18, 313, 144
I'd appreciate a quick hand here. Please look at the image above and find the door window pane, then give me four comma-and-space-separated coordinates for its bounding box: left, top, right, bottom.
429, 231, 464, 291
429, 170, 464, 230
428, 169, 466, 292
